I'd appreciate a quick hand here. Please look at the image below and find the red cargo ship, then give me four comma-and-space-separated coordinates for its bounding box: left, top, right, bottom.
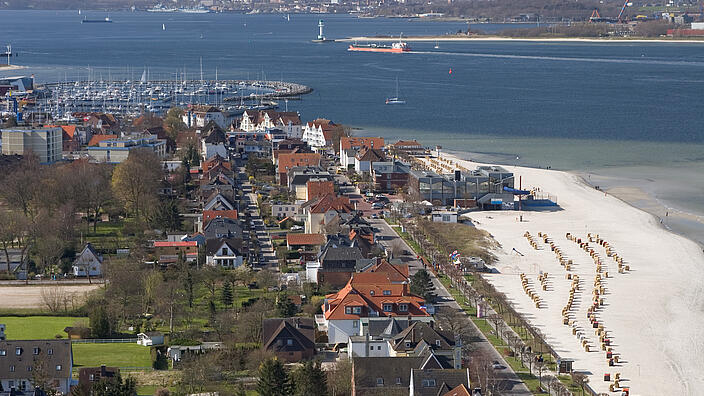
348, 41, 411, 53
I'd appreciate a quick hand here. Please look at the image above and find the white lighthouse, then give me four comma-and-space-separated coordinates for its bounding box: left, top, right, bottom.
317, 20, 325, 41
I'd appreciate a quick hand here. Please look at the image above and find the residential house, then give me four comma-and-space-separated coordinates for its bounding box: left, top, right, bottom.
389, 322, 462, 369
321, 272, 431, 344
0, 340, 73, 394
302, 119, 336, 150
409, 368, 471, 396
84, 113, 120, 134
202, 153, 231, 173
87, 134, 117, 147
200, 122, 228, 161
137, 332, 164, 346
205, 238, 244, 268
203, 217, 244, 244
442, 384, 477, 396
339, 136, 384, 158
202, 210, 238, 228
286, 233, 326, 251
77, 366, 119, 394
348, 317, 411, 358
202, 191, 236, 211
360, 260, 409, 284
261, 318, 316, 363
304, 193, 354, 234
351, 356, 424, 396
183, 105, 226, 129
306, 179, 335, 201
167, 342, 223, 366
72, 243, 103, 278
272, 203, 301, 219
277, 152, 321, 185
355, 147, 386, 174
287, 167, 333, 200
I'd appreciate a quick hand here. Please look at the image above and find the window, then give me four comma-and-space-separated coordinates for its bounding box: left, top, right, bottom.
89, 374, 94, 381
56, 365, 62, 371
0, 349, 6, 356
405, 342, 411, 348
376, 378, 384, 386
222, 247, 229, 255
383, 304, 393, 312
47, 348, 53, 355
422, 379, 436, 387
33, 347, 39, 355
370, 346, 374, 351
27, 366, 32, 372
353, 321, 359, 328
287, 339, 293, 346
369, 290, 374, 295
399, 304, 408, 312
15, 347, 21, 356
345, 307, 352, 314
436, 340, 441, 346
8, 381, 13, 388
352, 306, 362, 314
378, 346, 382, 350
383, 290, 391, 296
9, 365, 15, 372
395, 377, 402, 385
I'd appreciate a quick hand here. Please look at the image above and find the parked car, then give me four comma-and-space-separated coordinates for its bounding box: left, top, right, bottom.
290, 225, 303, 231
372, 202, 385, 209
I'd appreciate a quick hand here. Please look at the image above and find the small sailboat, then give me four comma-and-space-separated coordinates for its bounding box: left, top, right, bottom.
385, 77, 406, 105
434, 41, 439, 49
162, 23, 166, 31
78, 9, 81, 15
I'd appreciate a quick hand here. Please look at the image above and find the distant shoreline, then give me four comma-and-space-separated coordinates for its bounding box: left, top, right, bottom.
341, 35, 704, 44
0, 64, 26, 71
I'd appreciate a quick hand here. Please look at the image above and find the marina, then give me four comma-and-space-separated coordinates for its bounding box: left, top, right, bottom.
18, 79, 312, 119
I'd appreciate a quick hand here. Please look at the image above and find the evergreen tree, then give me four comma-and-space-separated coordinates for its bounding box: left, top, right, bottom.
91, 374, 137, 396
221, 281, 234, 306
89, 305, 112, 338
275, 294, 297, 317
410, 269, 436, 302
292, 360, 327, 396
151, 198, 182, 233
257, 358, 292, 396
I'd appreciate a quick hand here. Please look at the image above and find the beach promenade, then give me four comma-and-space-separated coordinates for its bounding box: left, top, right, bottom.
439, 153, 704, 395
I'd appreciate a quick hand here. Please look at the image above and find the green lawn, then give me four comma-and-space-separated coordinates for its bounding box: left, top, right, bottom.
0, 316, 87, 340
137, 385, 175, 396
73, 343, 152, 368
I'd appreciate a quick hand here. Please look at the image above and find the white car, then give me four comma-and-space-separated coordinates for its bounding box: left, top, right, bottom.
290, 225, 303, 231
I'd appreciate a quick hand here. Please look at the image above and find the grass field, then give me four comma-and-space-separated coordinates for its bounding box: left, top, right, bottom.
0, 316, 88, 340
73, 343, 152, 368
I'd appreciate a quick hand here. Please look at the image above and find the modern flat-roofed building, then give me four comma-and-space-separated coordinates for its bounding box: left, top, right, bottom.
86, 134, 166, 163
0, 127, 62, 164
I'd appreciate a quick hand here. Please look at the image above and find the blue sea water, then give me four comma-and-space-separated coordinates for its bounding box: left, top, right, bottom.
2, 11, 704, 243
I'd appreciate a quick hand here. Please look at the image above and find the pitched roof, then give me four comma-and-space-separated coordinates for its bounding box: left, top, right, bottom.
205, 238, 242, 256
203, 217, 243, 239
308, 194, 354, 214
75, 243, 103, 264
356, 147, 386, 162
190, 105, 221, 113
340, 136, 384, 151
391, 321, 455, 353
323, 274, 429, 320
262, 317, 315, 351
306, 180, 334, 200
362, 260, 409, 283
88, 134, 117, 146
353, 357, 425, 393
320, 246, 363, 264
410, 369, 470, 396
46, 125, 77, 139
0, 340, 72, 379
203, 123, 227, 144
278, 152, 321, 174
287, 233, 326, 246
442, 384, 472, 396
203, 210, 238, 225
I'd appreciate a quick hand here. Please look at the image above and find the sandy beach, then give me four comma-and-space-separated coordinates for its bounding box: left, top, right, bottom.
342, 36, 704, 44
438, 153, 704, 395
0, 64, 26, 71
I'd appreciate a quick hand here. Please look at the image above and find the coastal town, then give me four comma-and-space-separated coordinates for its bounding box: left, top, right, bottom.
3, 66, 703, 396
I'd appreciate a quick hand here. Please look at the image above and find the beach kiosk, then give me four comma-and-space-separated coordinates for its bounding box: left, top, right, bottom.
558, 358, 574, 374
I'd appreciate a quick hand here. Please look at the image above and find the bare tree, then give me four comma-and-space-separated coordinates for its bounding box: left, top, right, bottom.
488, 313, 504, 341
535, 359, 546, 389
41, 287, 69, 313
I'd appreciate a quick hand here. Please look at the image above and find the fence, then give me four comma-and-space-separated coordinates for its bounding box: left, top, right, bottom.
71, 338, 137, 344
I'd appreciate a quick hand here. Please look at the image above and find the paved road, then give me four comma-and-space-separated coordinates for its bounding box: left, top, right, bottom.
243, 187, 278, 270
369, 218, 532, 396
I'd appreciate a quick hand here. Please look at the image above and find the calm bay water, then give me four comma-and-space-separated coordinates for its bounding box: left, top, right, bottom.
2, 11, 704, 243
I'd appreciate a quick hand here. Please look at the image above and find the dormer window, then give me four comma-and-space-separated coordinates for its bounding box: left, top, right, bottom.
345, 307, 352, 314
399, 304, 408, 312
369, 290, 375, 296
383, 304, 393, 312
0, 349, 6, 356
422, 379, 436, 387
15, 347, 21, 356
33, 347, 39, 355
383, 290, 391, 296
352, 306, 362, 314
376, 378, 384, 386
436, 340, 441, 346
